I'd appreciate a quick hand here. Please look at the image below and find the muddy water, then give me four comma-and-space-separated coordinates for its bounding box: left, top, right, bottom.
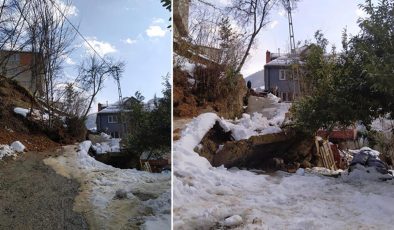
0, 150, 88, 230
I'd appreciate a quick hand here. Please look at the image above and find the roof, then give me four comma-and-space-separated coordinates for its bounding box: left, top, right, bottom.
265, 45, 309, 67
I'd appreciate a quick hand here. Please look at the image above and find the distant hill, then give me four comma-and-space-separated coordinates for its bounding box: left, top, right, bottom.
244, 69, 264, 92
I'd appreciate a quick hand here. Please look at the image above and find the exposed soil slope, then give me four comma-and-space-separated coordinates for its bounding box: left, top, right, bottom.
0, 76, 59, 151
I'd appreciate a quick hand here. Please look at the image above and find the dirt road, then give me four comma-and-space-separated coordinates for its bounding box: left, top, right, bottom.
0, 149, 88, 230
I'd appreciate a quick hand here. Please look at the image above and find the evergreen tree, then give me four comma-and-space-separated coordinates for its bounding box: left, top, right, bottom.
292, 0, 394, 134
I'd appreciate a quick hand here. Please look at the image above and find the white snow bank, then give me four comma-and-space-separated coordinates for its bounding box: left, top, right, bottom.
13, 107, 29, 117
219, 111, 285, 141
91, 133, 121, 154
267, 93, 281, 103
371, 116, 394, 132
44, 143, 170, 229
10, 141, 25, 153
174, 113, 394, 229
0, 145, 16, 160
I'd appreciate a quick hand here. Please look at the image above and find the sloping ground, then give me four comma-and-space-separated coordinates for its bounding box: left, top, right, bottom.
0, 150, 88, 229
173, 65, 247, 119
0, 76, 58, 151
174, 113, 394, 229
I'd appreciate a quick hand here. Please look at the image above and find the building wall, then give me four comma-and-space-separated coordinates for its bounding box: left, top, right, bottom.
0, 51, 44, 95
265, 65, 300, 102
96, 113, 126, 138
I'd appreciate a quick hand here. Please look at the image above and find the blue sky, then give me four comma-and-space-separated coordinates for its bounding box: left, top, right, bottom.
62, 0, 171, 112
242, 0, 375, 76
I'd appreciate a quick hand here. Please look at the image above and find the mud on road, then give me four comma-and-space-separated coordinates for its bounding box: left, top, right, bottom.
0, 149, 88, 230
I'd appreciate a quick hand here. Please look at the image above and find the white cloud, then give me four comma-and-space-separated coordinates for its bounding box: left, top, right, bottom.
54, 0, 78, 17
152, 18, 165, 24
146, 26, 167, 38
123, 38, 137, 45
84, 37, 117, 56
278, 9, 286, 17
270, 20, 279, 29
64, 56, 76, 65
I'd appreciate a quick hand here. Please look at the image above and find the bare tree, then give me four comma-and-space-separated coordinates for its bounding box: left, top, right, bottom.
16, 0, 77, 127
228, 0, 278, 74
61, 82, 89, 117
78, 54, 124, 120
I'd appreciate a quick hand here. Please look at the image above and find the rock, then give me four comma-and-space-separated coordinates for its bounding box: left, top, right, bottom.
300, 160, 312, 168
213, 140, 250, 167
287, 162, 301, 173
296, 168, 305, 176
115, 189, 128, 199
252, 217, 262, 225
224, 215, 243, 227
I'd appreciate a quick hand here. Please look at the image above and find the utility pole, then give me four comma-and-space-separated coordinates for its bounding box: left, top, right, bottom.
283, 0, 296, 55
111, 66, 126, 137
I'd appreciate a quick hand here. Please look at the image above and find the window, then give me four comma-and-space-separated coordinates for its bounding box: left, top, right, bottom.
110, 131, 119, 138
108, 115, 118, 123
279, 70, 286, 80
8, 54, 20, 65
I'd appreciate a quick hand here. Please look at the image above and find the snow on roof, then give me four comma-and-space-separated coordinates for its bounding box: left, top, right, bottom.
265, 55, 304, 66
97, 105, 124, 114
265, 45, 309, 67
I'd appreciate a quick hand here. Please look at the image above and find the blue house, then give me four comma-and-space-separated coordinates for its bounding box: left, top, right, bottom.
264, 46, 308, 102
96, 97, 138, 138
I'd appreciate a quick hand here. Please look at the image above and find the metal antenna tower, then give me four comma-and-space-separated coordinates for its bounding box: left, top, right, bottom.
112, 66, 123, 105
284, 0, 296, 55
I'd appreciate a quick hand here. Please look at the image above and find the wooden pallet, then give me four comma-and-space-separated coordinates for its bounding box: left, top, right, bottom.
315, 137, 337, 170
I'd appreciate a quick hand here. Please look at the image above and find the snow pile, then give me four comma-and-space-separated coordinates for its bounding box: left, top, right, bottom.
267, 93, 281, 103
218, 102, 288, 141
10, 141, 25, 153
219, 113, 282, 140
44, 143, 170, 229
13, 107, 53, 121
13, 107, 29, 117
371, 117, 394, 132
0, 141, 25, 160
91, 133, 121, 154
0, 145, 16, 159
174, 113, 394, 229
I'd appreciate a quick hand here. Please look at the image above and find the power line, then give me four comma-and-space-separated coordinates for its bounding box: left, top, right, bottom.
48, 0, 124, 106
47, 0, 111, 68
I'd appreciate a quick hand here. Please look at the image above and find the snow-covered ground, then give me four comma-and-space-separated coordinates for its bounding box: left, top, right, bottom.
174, 113, 394, 229
44, 142, 170, 229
